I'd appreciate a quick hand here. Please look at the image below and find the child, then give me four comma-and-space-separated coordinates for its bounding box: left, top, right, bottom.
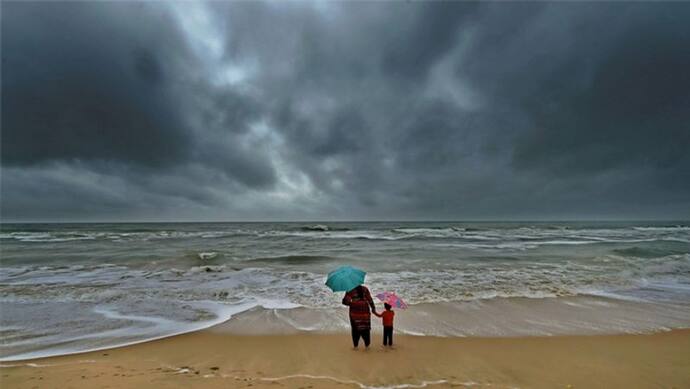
374, 303, 395, 346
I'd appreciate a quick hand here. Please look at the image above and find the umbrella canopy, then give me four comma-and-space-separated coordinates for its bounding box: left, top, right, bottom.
375, 291, 408, 309
325, 266, 366, 292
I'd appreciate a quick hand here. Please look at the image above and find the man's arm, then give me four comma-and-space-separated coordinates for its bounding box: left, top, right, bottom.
365, 288, 377, 314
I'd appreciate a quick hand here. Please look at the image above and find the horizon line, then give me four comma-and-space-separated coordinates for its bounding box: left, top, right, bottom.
1, 219, 688, 225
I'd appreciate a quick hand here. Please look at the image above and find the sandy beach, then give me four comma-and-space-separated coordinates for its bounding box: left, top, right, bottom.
2, 329, 689, 389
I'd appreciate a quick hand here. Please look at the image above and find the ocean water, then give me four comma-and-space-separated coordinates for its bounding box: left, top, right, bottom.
1, 221, 689, 360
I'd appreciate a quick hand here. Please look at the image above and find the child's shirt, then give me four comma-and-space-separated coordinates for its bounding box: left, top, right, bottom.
381, 310, 394, 327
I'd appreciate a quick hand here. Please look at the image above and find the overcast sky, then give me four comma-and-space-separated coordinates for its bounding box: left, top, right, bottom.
2, 1, 689, 222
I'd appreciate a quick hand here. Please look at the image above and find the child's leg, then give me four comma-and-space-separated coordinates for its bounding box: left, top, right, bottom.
384, 326, 393, 346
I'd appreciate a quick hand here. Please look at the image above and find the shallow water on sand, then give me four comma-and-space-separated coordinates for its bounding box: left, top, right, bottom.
1, 221, 689, 360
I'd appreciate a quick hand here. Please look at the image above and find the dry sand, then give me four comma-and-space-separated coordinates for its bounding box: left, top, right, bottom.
2, 329, 689, 389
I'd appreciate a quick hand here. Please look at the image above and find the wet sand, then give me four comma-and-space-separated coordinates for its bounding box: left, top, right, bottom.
2, 329, 689, 389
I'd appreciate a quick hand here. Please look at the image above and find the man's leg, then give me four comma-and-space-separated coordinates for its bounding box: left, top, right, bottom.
362, 329, 370, 347
351, 328, 360, 347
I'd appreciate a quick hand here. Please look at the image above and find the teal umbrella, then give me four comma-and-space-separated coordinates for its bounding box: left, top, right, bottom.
325, 266, 366, 292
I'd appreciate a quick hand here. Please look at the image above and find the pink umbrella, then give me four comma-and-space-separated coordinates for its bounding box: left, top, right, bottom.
375, 291, 408, 309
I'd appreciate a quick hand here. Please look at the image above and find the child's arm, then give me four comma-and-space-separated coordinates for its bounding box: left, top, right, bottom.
373, 311, 382, 318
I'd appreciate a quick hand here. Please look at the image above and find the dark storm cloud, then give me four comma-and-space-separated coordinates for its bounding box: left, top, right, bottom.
191, 88, 277, 189
1, 1, 280, 198
379, 2, 479, 81
2, 1, 689, 221
1, 2, 192, 167
459, 3, 690, 177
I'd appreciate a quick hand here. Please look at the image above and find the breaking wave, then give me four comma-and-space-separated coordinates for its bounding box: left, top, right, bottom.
1, 221, 689, 360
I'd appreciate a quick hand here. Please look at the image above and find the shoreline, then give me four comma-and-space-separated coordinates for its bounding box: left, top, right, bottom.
4, 293, 690, 362
2, 329, 689, 389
